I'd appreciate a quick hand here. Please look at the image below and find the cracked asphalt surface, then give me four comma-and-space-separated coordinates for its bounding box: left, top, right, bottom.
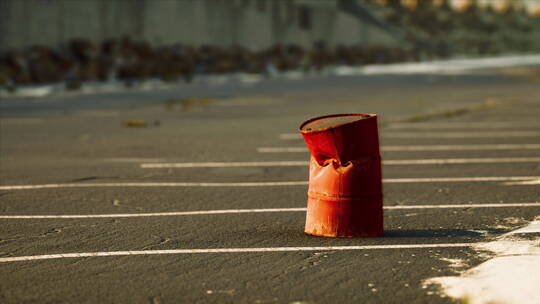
1, 69, 539, 303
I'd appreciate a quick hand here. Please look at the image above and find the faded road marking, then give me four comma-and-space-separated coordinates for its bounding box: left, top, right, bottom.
382, 176, 540, 183
141, 157, 540, 168
385, 131, 540, 138
141, 161, 308, 168
387, 121, 540, 129
257, 147, 308, 153
0, 181, 309, 190
257, 144, 540, 153
104, 158, 166, 163
1, 176, 539, 190
279, 133, 304, 140
1, 203, 539, 219
504, 179, 540, 185
384, 157, 540, 165
381, 144, 540, 152
0, 243, 477, 263
280, 131, 540, 140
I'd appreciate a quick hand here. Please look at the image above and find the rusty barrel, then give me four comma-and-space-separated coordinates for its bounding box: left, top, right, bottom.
299, 113, 383, 237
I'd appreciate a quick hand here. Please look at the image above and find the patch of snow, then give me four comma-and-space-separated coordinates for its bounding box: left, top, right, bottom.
426, 255, 540, 304
439, 257, 467, 269
357, 54, 540, 76
503, 217, 526, 225
424, 219, 540, 304
475, 239, 540, 256
3, 55, 540, 99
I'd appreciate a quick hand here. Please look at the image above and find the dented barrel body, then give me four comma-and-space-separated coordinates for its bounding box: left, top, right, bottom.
299, 113, 383, 237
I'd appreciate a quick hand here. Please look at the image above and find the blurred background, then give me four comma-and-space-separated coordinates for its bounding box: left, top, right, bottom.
0, 0, 539, 91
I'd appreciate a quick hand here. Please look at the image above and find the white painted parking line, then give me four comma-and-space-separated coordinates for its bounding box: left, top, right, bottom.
141, 157, 540, 168
1, 203, 539, 219
0, 181, 309, 190
387, 121, 540, 129
504, 179, 540, 185
384, 157, 540, 165
141, 161, 307, 168
104, 158, 166, 163
258, 147, 308, 153
0, 208, 306, 219
0, 243, 477, 263
279, 131, 540, 140
279, 133, 303, 140
382, 176, 540, 183
381, 144, 540, 152
3, 219, 539, 263
257, 144, 540, 153
1, 176, 538, 190
386, 131, 540, 138
386, 203, 540, 209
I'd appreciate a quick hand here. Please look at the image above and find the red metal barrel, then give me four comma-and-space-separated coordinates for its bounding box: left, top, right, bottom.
299, 113, 383, 237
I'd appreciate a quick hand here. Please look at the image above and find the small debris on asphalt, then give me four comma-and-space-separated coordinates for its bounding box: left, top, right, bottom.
163, 97, 213, 112
122, 120, 148, 127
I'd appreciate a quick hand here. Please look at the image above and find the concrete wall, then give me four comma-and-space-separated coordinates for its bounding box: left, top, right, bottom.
0, 0, 401, 51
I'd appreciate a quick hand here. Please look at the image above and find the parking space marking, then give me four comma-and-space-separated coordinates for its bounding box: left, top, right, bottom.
258, 147, 308, 152
385, 131, 540, 138
387, 122, 540, 129
0, 208, 307, 219
1, 203, 539, 219
0, 182, 309, 190
141, 161, 308, 168
279, 133, 304, 140
0, 243, 477, 263
3, 217, 539, 263
382, 176, 540, 183
1, 176, 538, 190
104, 158, 166, 163
384, 157, 540, 165
504, 179, 540, 185
382, 144, 540, 152
257, 144, 540, 153
280, 131, 540, 140
140, 157, 540, 168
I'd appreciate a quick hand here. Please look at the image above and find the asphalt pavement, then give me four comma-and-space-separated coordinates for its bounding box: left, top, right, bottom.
0, 67, 539, 303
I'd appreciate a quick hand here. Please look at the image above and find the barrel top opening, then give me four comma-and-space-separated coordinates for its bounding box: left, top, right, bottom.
300, 114, 375, 133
